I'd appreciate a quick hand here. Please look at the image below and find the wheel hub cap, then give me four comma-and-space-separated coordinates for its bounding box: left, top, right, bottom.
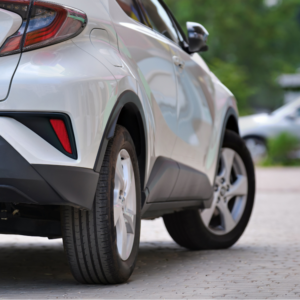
220, 186, 227, 197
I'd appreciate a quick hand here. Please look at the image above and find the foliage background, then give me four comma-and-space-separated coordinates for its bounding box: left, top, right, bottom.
165, 0, 300, 115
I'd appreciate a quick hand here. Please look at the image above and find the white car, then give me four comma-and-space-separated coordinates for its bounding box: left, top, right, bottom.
240, 98, 300, 161
0, 0, 255, 284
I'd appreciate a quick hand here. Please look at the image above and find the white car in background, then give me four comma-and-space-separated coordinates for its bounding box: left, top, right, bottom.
240, 98, 300, 161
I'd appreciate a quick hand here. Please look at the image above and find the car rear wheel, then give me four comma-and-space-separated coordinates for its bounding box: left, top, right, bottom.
62, 125, 141, 284
163, 130, 255, 250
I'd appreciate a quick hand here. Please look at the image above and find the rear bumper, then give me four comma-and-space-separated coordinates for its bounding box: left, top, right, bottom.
0, 136, 99, 210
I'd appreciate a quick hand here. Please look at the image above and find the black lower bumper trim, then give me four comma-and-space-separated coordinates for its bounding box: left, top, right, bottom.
0, 218, 61, 238
33, 165, 99, 210
0, 136, 99, 209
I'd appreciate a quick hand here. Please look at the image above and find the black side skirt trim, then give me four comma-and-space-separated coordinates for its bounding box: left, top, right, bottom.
145, 157, 213, 204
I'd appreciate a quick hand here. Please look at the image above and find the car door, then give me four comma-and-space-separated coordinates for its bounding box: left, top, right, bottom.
136, 0, 214, 201
159, 4, 214, 176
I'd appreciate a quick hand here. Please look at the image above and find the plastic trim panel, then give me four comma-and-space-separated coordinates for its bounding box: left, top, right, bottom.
0, 136, 98, 209
0, 112, 77, 159
93, 90, 147, 173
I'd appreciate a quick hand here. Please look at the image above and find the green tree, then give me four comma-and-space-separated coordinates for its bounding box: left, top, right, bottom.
165, 0, 300, 113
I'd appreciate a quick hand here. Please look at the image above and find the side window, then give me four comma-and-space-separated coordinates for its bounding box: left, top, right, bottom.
137, 0, 178, 43
116, 0, 143, 23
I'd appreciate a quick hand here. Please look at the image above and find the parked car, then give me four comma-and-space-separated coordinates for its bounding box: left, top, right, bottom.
240, 98, 300, 162
0, 0, 255, 284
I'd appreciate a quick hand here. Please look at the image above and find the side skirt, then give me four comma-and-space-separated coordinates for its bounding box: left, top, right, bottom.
141, 157, 213, 219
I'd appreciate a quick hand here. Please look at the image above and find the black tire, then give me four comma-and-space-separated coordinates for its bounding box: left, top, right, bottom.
62, 125, 141, 284
163, 130, 255, 250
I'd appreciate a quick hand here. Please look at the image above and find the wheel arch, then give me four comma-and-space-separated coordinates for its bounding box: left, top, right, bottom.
93, 90, 148, 194
117, 102, 147, 192
225, 111, 240, 135
220, 107, 240, 151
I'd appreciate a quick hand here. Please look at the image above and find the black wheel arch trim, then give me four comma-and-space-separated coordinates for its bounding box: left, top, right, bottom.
217, 107, 240, 180
223, 107, 239, 135
93, 90, 148, 174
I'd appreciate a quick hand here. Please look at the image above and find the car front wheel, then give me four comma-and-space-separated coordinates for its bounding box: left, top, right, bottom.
163, 130, 255, 250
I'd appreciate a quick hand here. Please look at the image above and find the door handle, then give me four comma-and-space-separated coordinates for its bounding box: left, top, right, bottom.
172, 56, 185, 69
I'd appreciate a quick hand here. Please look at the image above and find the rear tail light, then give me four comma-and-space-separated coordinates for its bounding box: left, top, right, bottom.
24, 1, 87, 51
0, 0, 31, 55
0, 0, 87, 56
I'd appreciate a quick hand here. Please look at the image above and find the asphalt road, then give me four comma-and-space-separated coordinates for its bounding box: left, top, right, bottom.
0, 167, 300, 299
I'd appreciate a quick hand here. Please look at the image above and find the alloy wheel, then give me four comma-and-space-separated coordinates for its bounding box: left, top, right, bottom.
200, 148, 248, 235
113, 149, 136, 260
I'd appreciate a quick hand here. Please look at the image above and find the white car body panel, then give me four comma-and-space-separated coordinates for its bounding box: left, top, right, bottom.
0, 9, 23, 100
0, 9, 22, 47
2, 41, 118, 168
0, 54, 20, 100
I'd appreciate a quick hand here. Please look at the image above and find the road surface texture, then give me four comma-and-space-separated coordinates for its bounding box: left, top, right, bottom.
0, 167, 300, 299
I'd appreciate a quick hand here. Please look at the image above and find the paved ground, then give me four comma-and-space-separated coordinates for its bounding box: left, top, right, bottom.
0, 167, 300, 299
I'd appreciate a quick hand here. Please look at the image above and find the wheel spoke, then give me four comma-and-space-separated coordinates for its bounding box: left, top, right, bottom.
201, 194, 218, 227
115, 154, 125, 191
122, 158, 132, 202
114, 203, 123, 226
222, 148, 235, 182
117, 214, 128, 259
123, 209, 135, 234
217, 201, 236, 233
124, 168, 135, 207
226, 175, 248, 199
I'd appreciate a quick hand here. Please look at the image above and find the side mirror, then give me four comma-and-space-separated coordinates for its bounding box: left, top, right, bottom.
187, 22, 209, 53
